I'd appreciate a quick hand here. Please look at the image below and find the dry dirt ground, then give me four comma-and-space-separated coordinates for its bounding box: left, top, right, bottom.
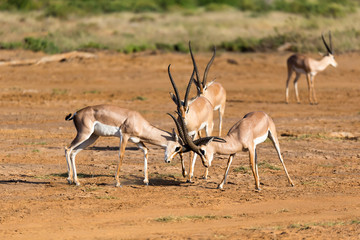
0, 50, 359, 239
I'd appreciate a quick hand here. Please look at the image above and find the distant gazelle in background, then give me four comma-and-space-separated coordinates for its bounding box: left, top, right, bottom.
285, 32, 337, 105
189, 43, 226, 136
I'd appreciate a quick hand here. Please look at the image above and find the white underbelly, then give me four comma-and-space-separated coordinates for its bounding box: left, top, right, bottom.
93, 121, 121, 137
253, 131, 269, 146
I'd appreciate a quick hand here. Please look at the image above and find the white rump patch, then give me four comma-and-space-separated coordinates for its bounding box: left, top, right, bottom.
253, 130, 269, 146
93, 121, 121, 137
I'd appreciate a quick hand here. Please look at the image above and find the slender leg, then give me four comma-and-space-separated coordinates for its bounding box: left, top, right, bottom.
268, 130, 294, 187
115, 134, 129, 187
218, 105, 225, 137
187, 133, 198, 183
305, 73, 313, 104
285, 68, 293, 103
203, 167, 209, 180
311, 75, 318, 104
137, 141, 149, 185
254, 148, 259, 185
249, 146, 260, 190
218, 154, 235, 189
70, 134, 99, 186
179, 152, 187, 177
293, 73, 301, 103
188, 151, 197, 183
65, 131, 94, 185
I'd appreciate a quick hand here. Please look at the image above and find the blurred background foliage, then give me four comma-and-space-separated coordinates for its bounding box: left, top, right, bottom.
0, 0, 358, 18
0, 0, 359, 54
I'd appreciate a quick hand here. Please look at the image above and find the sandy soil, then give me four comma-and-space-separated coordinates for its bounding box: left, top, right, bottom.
0, 50, 359, 239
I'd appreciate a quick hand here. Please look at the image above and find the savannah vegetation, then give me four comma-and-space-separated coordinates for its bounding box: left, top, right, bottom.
0, 0, 359, 54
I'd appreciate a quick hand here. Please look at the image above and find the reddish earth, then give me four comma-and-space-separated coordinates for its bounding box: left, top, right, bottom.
0, 50, 359, 239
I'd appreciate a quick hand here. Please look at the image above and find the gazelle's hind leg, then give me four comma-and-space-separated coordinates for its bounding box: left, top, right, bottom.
293, 73, 301, 103
70, 134, 99, 186
285, 67, 293, 103
268, 124, 294, 187
249, 145, 260, 191
65, 129, 95, 185
136, 141, 149, 185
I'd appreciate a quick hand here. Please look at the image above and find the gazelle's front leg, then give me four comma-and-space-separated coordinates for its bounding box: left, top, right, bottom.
179, 152, 187, 177
115, 134, 129, 187
305, 73, 314, 104
293, 73, 301, 103
187, 133, 198, 183
137, 141, 149, 185
285, 69, 293, 104
218, 154, 235, 189
311, 75, 318, 105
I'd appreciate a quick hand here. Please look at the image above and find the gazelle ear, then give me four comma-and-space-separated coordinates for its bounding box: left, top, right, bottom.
169, 92, 178, 105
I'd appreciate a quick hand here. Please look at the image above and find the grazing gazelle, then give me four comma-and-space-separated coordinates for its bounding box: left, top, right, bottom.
189, 43, 226, 136
167, 64, 214, 182
64, 104, 182, 187
170, 110, 294, 190
285, 32, 337, 104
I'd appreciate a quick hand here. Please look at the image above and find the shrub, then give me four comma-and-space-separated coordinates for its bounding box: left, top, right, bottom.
23, 37, 60, 54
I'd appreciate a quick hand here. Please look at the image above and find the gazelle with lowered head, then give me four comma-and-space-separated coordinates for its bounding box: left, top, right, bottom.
189, 43, 226, 136
170, 110, 294, 190
285, 31, 337, 104
167, 64, 214, 182
64, 104, 182, 187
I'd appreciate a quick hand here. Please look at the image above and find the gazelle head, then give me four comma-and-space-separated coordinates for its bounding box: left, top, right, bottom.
164, 128, 182, 163
322, 31, 338, 68
167, 112, 225, 168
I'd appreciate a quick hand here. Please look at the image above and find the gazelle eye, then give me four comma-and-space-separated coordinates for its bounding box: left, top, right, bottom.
175, 147, 181, 152
200, 149, 205, 156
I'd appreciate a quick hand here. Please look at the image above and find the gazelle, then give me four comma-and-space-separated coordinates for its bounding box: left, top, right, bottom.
285, 32, 337, 104
170, 110, 294, 190
189, 43, 226, 136
167, 64, 214, 182
64, 104, 182, 187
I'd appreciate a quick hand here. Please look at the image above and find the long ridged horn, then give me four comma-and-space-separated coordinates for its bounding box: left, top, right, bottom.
189, 41, 203, 94
329, 31, 333, 53
167, 113, 186, 144
202, 46, 216, 88
322, 32, 332, 54
183, 69, 195, 112
168, 64, 182, 113
174, 111, 203, 155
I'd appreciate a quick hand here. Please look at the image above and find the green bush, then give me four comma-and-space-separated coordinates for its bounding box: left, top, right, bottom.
23, 37, 60, 54
0, 41, 22, 49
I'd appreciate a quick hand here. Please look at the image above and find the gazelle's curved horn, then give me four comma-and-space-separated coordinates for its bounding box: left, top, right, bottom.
202, 46, 216, 88
189, 41, 203, 94
173, 111, 203, 155
321, 32, 332, 54
168, 64, 182, 112
184, 69, 195, 111
329, 31, 333, 53
167, 113, 186, 144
